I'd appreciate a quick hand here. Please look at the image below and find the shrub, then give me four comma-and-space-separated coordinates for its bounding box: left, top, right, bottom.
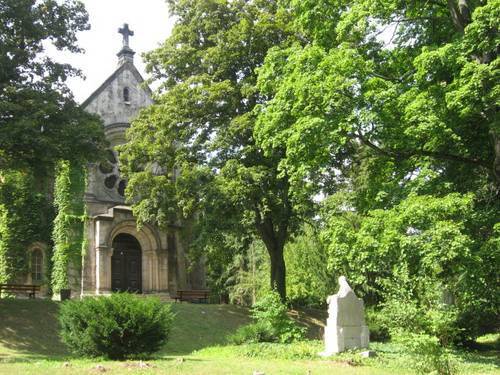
230, 290, 305, 344
365, 307, 390, 342
380, 283, 462, 346
230, 321, 275, 344
59, 293, 174, 359
394, 331, 457, 375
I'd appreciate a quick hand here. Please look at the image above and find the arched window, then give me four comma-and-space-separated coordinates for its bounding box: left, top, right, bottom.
123, 87, 130, 102
31, 249, 43, 282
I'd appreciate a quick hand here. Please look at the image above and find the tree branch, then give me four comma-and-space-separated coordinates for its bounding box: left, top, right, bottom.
447, 0, 471, 33
355, 132, 490, 169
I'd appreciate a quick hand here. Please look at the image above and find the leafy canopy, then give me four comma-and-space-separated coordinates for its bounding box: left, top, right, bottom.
255, 0, 499, 201
120, 0, 306, 300
0, 0, 106, 173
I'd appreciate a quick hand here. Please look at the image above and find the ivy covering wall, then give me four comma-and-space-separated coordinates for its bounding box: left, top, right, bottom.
51, 161, 86, 293
0, 170, 52, 283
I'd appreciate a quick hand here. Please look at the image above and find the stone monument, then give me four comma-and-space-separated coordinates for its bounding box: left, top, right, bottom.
320, 276, 369, 356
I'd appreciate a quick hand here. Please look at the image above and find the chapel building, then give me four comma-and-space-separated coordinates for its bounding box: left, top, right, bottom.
73, 24, 204, 297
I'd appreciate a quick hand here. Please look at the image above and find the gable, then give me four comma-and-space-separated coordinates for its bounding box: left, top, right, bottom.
82, 62, 153, 127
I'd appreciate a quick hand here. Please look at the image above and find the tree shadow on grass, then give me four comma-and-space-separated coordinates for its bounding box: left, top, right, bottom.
289, 307, 327, 340
457, 349, 500, 368
0, 299, 70, 362
0, 299, 252, 360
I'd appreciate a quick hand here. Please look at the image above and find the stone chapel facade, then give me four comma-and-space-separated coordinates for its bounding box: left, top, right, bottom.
73, 24, 204, 297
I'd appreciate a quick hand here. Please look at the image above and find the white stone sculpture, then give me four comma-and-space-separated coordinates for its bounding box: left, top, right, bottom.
320, 276, 369, 356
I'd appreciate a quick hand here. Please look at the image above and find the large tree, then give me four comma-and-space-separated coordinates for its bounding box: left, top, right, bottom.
0, 0, 105, 174
254, 0, 499, 339
0, 0, 105, 284
255, 0, 498, 198
120, 0, 307, 300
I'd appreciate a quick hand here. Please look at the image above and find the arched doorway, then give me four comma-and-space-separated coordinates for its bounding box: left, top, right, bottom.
111, 233, 142, 293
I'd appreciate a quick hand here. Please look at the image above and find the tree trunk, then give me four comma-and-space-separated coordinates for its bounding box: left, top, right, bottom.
268, 243, 286, 301
255, 213, 288, 302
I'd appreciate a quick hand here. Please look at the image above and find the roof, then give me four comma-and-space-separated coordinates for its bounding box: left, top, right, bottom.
81, 61, 153, 109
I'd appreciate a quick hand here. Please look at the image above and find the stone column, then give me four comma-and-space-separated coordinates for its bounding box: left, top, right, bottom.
152, 251, 159, 292
158, 250, 168, 292
81, 218, 96, 295
142, 250, 155, 292
94, 218, 113, 295
96, 245, 112, 294
167, 234, 178, 293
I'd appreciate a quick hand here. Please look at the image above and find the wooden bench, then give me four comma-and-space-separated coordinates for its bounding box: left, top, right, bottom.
0, 284, 40, 298
174, 290, 209, 303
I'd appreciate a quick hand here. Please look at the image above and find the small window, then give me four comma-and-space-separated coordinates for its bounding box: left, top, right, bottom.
31, 249, 43, 282
123, 87, 130, 102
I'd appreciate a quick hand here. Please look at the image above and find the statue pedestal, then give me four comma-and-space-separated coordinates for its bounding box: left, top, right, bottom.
319, 276, 369, 356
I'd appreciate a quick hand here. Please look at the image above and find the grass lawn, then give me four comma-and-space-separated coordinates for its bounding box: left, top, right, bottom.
0, 298, 498, 375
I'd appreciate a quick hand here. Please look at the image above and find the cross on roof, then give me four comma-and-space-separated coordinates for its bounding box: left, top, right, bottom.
118, 23, 134, 48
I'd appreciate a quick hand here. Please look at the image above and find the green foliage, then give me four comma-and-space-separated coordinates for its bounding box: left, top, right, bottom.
234, 340, 324, 360
321, 192, 499, 342
394, 331, 457, 375
51, 161, 86, 293
230, 321, 276, 344
365, 308, 390, 342
285, 224, 334, 307
253, 1, 500, 333
119, 0, 306, 300
0, 0, 106, 173
230, 290, 305, 344
0, 0, 105, 292
222, 239, 269, 306
214, 226, 334, 308
255, 0, 498, 194
321, 193, 474, 299
322, 194, 499, 345
59, 293, 174, 360
0, 170, 52, 283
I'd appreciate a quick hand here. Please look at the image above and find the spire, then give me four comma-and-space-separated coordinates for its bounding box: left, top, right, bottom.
117, 23, 135, 65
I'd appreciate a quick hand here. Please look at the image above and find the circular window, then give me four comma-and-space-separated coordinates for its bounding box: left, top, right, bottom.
99, 160, 114, 174
104, 175, 118, 188
98, 149, 127, 198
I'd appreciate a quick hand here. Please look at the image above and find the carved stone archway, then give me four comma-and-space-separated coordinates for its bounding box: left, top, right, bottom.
91, 206, 168, 295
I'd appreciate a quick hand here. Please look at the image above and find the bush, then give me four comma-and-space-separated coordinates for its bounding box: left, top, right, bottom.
365, 307, 390, 342
230, 321, 275, 344
394, 331, 457, 375
59, 293, 174, 359
230, 290, 305, 344
380, 289, 462, 346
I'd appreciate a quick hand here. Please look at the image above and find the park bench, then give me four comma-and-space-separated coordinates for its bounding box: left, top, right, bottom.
0, 284, 40, 299
174, 290, 210, 303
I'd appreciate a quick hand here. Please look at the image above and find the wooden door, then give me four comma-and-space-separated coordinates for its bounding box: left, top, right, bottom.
111, 234, 142, 293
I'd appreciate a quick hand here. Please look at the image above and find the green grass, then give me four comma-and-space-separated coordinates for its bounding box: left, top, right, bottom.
0, 298, 498, 375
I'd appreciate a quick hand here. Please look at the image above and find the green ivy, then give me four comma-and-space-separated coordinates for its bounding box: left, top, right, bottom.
0, 170, 52, 283
51, 161, 86, 293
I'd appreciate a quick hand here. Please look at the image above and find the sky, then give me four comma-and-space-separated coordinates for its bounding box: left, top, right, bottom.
48, 0, 175, 104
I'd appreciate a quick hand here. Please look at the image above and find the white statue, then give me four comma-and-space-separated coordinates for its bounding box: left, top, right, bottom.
320, 276, 369, 356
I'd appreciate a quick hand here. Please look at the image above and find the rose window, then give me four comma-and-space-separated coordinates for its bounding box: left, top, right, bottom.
99, 149, 127, 197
